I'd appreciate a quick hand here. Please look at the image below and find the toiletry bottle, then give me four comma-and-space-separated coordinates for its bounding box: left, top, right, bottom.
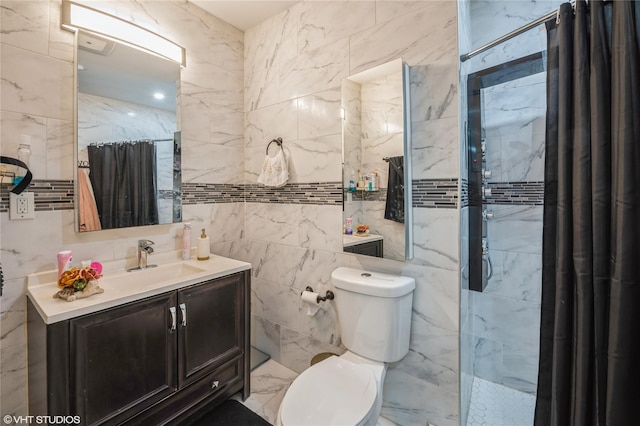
57, 250, 73, 279
14, 138, 31, 185
345, 218, 353, 235
357, 170, 364, 190
197, 228, 210, 261
182, 222, 191, 260
371, 171, 378, 190
349, 172, 356, 192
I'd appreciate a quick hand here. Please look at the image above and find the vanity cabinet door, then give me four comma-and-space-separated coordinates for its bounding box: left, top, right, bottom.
70, 292, 178, 426
344, 240, 383, 257
177, 272, 244, 388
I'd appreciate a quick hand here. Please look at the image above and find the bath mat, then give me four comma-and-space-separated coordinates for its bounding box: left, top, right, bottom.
184, 399, 271, 426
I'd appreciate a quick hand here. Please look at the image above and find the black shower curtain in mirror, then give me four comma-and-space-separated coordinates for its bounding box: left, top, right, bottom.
384, 156, 405, 223
535, 1, 640, 425
87, 141, 158, 229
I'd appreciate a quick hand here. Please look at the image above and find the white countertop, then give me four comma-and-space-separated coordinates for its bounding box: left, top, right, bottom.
27, 250, 251, 325
342, 233, 384, 247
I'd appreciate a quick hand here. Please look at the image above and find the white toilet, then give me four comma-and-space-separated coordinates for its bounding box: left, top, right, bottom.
276, 267, 415, 426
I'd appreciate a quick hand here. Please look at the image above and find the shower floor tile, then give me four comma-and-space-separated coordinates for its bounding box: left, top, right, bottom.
467, 376, 536, 426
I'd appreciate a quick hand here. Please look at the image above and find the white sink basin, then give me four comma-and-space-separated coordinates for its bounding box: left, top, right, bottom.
102, 263, 207, 290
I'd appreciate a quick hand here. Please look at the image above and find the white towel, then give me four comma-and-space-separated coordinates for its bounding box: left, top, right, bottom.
257, 144, 289, 187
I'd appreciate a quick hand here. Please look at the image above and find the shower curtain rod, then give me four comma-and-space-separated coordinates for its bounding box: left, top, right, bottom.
460, 1, 577, 62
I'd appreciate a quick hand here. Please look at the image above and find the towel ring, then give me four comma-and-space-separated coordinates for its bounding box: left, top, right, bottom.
266, 137, 283, 155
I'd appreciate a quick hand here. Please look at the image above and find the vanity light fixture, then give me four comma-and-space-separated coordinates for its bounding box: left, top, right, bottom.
61, 0, 186, 67
153, 92, 166, 100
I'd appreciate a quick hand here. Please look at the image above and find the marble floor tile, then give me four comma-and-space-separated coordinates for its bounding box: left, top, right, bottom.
466, 376, 535, 426
239, 359, 297, 411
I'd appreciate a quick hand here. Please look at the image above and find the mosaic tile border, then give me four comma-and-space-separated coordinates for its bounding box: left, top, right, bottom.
244, 182, 342, 205
461, 178, 469, 208
182, 183, 244, 204
0, 181, 345, 211
413, 178, 459, 209
3, 179, 547, 212
485, 181, 544, 206
0, 180, 74, 212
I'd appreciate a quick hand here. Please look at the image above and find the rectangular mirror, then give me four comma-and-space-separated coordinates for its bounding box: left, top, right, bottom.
75, 31, 181, 232
341, 59, 413, 261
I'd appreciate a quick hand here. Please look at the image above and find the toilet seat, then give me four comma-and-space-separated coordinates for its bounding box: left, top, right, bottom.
280, 355, 377, 426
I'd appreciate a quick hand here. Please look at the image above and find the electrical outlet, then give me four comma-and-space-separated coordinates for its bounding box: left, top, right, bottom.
10, 192, 35, 220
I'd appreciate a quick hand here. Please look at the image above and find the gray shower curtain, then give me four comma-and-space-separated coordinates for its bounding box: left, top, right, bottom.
536, 1, 640, 425
87, 141, 158, 229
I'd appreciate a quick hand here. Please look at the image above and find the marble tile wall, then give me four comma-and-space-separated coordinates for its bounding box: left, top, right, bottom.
0, 0, 244, 416
467, 0, 564, 72
342, 78, 365, 228
244, 2, 461, 425
77, 92, 176, 162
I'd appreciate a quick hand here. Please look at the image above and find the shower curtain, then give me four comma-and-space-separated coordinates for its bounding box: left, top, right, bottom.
536, 1, 640, 425
87, 141, 158, 229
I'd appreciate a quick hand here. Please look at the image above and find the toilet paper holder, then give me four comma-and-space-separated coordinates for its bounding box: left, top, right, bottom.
303, 286, 335, 303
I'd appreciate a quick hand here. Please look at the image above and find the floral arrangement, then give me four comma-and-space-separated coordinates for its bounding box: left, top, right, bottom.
356, 224, 369, 235
58, 265, 102, 291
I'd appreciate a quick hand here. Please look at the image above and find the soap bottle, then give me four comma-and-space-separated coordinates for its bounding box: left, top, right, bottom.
348, 171, 356, 192
197, 228, 210, 261
357, 170, 364, 190
345, 218, 353, 235
182, 222, 191, 260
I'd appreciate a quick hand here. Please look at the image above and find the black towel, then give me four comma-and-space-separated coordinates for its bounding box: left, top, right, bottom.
384, 156, 404, 223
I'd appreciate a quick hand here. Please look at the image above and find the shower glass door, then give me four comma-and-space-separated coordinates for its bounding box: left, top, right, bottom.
465, 52, 546, 426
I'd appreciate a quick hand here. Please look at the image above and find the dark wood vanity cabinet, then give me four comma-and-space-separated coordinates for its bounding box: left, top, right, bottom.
343, 239, 383, 257
27, 271, 250, 426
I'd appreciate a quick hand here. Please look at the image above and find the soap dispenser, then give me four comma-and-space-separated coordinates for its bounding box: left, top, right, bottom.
197, 228, 210, 261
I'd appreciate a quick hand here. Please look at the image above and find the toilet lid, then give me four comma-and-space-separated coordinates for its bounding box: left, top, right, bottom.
281, 355, 377, 426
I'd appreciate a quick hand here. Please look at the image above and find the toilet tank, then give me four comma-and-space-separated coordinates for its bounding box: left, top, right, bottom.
331, 267, 415, 363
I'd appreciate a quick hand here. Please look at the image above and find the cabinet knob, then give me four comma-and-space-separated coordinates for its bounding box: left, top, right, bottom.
211, 380, 219, 389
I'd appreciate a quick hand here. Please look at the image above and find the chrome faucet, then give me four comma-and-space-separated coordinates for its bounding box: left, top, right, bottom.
128, 239, 157, 271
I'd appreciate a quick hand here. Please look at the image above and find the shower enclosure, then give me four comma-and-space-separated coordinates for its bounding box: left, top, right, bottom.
464, 52, 546, 426
459, 1, 563, 424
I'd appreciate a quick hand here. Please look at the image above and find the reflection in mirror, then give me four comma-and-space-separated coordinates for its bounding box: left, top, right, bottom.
76, 31, 181, 232
341, 59, 412, 261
